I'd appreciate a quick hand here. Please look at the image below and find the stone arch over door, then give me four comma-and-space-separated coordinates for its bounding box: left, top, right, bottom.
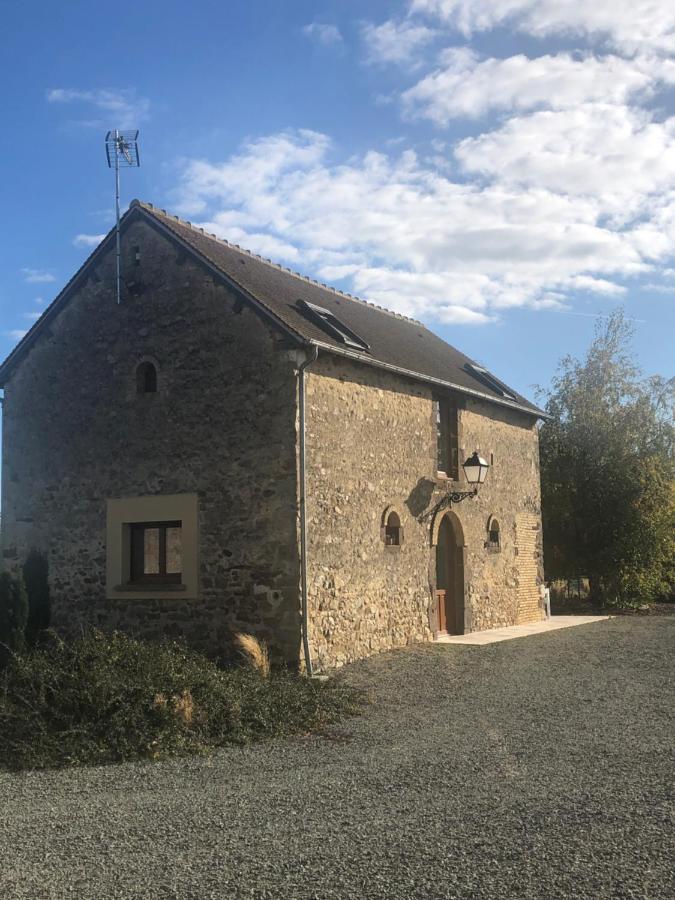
430, 509, 468, 635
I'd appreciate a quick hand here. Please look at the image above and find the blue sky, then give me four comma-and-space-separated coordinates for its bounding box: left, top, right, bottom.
2, 0, 674, 402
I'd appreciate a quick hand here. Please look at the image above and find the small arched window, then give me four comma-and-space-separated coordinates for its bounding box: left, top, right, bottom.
136, 361, 157, 394
486, 516, 500, 549
384, 511, 402, 547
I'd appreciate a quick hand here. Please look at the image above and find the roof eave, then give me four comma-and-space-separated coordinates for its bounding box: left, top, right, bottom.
0, 221, 123, 387
138, 207, 307, 347
0, 204, 307, 387
308, 339, 549, 420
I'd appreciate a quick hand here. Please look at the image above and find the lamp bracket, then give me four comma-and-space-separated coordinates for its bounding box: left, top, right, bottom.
421, 486, 477, 522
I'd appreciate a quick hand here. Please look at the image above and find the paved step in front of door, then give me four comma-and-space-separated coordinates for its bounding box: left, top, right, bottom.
435, 615, 611, 645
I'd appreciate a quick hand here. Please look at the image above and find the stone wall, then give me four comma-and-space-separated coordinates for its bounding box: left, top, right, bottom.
1, 218, 302, 663
304, 353, 544, 669
458, 400, 545, 632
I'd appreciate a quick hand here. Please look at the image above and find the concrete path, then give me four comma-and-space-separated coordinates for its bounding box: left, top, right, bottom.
435, 614, 610, 645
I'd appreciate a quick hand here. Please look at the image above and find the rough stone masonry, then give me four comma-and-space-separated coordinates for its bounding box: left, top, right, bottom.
0, 211, 544, 669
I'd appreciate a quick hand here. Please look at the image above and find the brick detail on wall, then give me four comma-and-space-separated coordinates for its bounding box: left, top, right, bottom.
515, 513, 543, 624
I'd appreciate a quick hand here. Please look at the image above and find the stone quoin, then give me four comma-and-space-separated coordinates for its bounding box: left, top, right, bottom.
0, 201, 547, 670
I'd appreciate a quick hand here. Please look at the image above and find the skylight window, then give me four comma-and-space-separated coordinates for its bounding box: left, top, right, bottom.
464, 363, 516, 401
297, 300, 370, 352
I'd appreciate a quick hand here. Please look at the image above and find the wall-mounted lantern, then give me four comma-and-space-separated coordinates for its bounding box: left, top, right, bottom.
445, 451, 490, 504
462, 451, 490, 486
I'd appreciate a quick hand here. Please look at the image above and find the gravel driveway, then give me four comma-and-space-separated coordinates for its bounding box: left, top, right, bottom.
1, 617, 673, 899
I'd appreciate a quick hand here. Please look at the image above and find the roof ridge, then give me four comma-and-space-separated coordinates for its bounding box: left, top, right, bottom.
132, 199, 425, 328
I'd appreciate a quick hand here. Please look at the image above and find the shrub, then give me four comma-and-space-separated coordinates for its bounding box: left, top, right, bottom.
22, 550, 50, 646
0, 631, 362, 771
0, 572, 28, 667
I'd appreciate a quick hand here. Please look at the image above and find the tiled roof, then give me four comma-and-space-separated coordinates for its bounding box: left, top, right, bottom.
0, 200, 545, 417
137, 202, 543, 417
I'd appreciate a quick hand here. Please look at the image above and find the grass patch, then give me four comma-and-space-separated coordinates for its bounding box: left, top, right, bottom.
0, 631, 363, 771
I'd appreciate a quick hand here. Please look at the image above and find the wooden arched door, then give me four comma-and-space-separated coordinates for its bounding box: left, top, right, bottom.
436, 513, 465, 635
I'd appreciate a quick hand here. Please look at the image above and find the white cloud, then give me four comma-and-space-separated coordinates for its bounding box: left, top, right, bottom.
302, 22, 342, 46
173, 128, 671, 324
402, 50, 671, 124
409, 0, 675, 54
565, 276, 627, 295
361, 19, 437, 66
455, 104, 675, 221
5, 330, 27, 340
21, 268, 55, 283
73, 233, 106, 248
23, 311, 42, 321
46, 88, 149, 128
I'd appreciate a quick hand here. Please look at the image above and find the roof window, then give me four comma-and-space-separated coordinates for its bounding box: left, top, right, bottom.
464, 363, 516, 400
297, 300, 370, 352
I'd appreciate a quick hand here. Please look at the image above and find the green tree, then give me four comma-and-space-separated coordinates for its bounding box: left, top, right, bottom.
0, 572, 29, 666
22, 550, 50, 646
538, 310, 675, 606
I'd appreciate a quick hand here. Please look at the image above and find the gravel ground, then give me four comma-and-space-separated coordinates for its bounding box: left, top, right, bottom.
1, 617, 673, 900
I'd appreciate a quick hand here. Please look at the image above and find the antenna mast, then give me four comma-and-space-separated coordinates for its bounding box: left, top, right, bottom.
105, 130, 140, 304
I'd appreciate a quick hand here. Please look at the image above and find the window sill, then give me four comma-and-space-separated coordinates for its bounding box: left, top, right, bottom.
114, 583, 186, 592
435, 472, 460, 486
484, 543, 501, 554
384, 544, 401, 552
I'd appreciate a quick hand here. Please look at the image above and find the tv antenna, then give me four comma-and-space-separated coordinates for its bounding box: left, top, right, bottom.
105, 130, 140, 304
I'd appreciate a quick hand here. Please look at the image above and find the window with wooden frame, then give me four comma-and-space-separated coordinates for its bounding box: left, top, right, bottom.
130, 521, 182, 583
435, 397, 459, 479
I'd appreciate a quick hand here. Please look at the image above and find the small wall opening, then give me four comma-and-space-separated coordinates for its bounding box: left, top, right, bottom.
385, 511, 401, 546
136, 361, 158, 394
381, 506, 404, 548
486, 515, 501, 550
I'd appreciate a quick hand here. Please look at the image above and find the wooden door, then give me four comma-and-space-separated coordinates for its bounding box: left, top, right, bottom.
436, 515, 465, 635
437, 589, 447, 633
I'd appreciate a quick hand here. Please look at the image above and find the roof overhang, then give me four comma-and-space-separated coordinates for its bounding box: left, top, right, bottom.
0, 203, 307, 387
0, 202, 548, 421
306, 339, 549, 420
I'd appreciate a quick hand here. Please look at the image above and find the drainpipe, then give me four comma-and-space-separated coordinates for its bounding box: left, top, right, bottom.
298, 345, 319, 676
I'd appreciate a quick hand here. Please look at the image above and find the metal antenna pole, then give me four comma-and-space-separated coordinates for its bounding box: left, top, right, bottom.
104, 130, 140, 306
114, 129, 121, 305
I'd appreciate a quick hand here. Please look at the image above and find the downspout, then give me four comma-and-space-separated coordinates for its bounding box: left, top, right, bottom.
298, 345, 319, 675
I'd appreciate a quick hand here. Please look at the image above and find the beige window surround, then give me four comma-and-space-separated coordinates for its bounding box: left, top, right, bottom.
106, 493, 199, 600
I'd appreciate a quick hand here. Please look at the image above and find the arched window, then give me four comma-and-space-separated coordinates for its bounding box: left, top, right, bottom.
136, 361, 157, 394
383, 510, 403, 547
486, 516, 500, 549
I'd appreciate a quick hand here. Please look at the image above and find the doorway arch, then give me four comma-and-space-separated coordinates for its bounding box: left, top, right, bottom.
432, 510, 466, 635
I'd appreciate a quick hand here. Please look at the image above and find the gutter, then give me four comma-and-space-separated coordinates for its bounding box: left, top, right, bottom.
307, 339, 550, 420
298, 345, 319, 675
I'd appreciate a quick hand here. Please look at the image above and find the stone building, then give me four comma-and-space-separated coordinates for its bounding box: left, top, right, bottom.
0, 200, 546, 670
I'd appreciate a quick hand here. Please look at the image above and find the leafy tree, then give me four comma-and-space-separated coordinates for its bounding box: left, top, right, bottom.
22, 550, 50, 646
538, 310, 675, 606
0, 572, 29, 666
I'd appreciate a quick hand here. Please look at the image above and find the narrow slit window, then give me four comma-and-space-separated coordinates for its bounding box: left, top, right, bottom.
487, 517, 501, 549
297, 299, 370, 352
130, 521, 182, 583
136, 361, 157, 394
384, 511, 402, 546
464, 363, 516, 400
435, 397, 459, 479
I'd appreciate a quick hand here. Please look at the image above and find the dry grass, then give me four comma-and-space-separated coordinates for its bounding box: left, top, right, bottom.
234, 633, 271, 678
172, 689, 194, 726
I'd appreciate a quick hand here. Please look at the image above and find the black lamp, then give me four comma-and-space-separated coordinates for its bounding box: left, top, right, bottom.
462, 451, 490, 486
